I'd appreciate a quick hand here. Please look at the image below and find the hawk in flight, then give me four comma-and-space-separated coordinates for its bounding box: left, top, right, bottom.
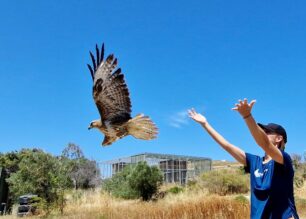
87, 44, 158, 146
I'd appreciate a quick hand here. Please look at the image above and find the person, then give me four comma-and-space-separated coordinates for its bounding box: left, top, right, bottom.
188, 98, 299, 219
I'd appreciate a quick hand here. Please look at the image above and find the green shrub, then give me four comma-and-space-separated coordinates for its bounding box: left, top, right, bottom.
201, 169, 249, 195
167, 186, 184, 194
102, 166, 138, 199
187, 179, 197, 189
1, 146, 101, 215
6, 149, 72, 209
234, 195, 249, 204
128, 162, 163, 201
102, 162, 163, 201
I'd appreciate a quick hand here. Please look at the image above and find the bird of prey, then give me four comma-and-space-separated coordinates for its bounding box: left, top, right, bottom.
87, 43, 158, 146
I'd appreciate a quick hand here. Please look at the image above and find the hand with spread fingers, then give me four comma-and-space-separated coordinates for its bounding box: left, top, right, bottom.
188, 108, 207, 125
232, 98, 256, 118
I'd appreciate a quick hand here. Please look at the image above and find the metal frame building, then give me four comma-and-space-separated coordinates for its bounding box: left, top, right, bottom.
99, 153, 212, 185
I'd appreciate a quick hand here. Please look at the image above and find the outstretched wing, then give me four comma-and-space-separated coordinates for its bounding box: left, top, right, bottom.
87, 44, 132, 124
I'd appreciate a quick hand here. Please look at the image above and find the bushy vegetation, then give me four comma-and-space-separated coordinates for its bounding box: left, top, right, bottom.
103, 165, 139, 199
201, 168, 249, 195
2, 149, 306, 218
167, 185, 184, 194
62, 143, 101, 189
0, 143, 100, 214
129, 162, 164, 201
234, 195, 249, 204
103, 161, 163, 201
6, 149, 70, 213
292, 153, 306, 188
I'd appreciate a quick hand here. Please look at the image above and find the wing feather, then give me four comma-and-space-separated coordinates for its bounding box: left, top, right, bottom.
100, 43, 104, 64
88, 44, 132, 124
89, 52, 97, 72
95, 44, 100, 66
87, 64, 94, 80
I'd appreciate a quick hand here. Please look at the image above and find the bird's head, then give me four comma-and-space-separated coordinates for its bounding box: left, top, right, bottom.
88, 120, 102, 130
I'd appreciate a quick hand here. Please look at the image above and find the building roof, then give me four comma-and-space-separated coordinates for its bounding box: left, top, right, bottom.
133, 152, 211, 161
101, 152, 211, 164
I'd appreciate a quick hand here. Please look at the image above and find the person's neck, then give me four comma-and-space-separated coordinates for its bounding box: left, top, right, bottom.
263, 154, 272, 164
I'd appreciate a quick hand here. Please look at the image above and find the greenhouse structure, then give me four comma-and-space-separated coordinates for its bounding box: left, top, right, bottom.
99, 152, 212, 185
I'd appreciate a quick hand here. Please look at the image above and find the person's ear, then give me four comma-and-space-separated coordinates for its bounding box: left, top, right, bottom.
276, 135, 285, 150
276, 135, 283, 143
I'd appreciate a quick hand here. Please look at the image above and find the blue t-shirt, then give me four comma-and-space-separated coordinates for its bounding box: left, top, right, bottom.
245, 151, 299, 219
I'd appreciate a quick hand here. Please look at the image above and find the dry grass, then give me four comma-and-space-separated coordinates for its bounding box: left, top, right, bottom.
1, 189, 249, 219
296, 182, 306, 199
295, 183, 306, 219
212, 160, 243, 170
53, 189, 249, 219
2, 183, 306, 219
57, 176, 304, 219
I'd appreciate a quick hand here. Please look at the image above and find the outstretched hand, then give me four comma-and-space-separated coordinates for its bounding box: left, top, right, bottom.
232, 98, 256, 118
188, 108, 207, 125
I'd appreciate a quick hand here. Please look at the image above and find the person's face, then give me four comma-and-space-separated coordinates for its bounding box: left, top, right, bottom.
265, 130, 284, 148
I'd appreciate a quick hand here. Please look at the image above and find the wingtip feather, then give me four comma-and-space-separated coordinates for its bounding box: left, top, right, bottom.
89, 51, 96, 71
95, 44, 100, 65
101, 43, 105, 62
87, 64, 94, 80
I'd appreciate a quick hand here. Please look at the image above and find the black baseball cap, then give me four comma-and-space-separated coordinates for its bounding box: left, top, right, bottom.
257, 123, 287, 143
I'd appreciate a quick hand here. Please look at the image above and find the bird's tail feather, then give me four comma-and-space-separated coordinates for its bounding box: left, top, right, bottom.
127, 114, 158, 140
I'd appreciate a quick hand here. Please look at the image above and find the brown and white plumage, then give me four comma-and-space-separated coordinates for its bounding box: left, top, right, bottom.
87, 43, 158, 146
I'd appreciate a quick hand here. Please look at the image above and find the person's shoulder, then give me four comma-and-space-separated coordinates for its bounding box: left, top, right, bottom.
275, 150, 294, 173
280, 150, 292, 162
245, 153, 261, 163
245, 152, 260, 159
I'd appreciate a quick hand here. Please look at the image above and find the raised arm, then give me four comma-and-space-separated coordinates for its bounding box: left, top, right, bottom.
188, 109, 246, 165
232, 99, 284, 164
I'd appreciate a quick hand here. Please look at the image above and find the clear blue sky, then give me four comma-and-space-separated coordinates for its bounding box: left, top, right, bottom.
1, 0, 306, 162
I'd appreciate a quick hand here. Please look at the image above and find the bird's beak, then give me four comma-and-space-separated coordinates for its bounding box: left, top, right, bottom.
88, 126, 92, 130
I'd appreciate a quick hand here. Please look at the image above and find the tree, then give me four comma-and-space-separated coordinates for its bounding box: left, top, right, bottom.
291, 153, 302, 169
61, 143, 101, 189
0, 149, 40, 213
74, 159, 101, 189
292, 153, 306, 188
62, 143, 84, 160
0, 150, 22, 174
128, 162, 163, 201
6, 149, 72, 213
103, 162, 163, 201
103, 165, 138, 199
2, 145, 101, 214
